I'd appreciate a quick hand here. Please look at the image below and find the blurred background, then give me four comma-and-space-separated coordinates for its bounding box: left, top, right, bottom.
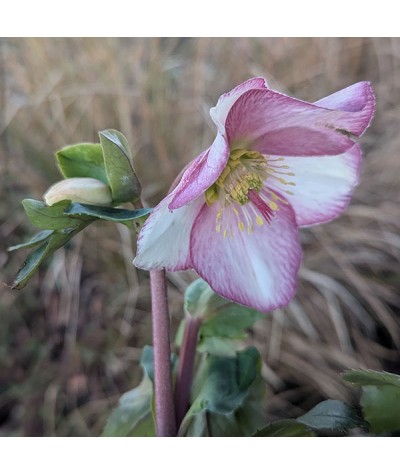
0, 38, 399, 436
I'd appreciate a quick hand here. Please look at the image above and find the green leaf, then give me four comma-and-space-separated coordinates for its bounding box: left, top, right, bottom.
235, 370, 268, 436
360, 386, 400, 433
102, 346, 157, 437
183, 279, 266, 354
343, 369, 400, 433
7, 230, 53, 251
343, 369, 400, 388
102, 346, 155, 437
11, 224, 89, 289
199, 347, 259, 414
56, 143, 108, 184
140, 346, 156, 383
201, 304, 266, 339
22, 199, 87, 230
184, 279, 219, 317
253, 420, 315, 437
103, 345, 180, 437
64, 202, 151, 223
196, 336, 239, 357
179, 347, 266, 437
102, 375, 155, 437
99, 129, 141, 203
297, 400, 366, 434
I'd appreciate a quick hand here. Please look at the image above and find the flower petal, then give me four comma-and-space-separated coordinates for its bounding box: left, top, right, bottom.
225, 83, 375, 156
169, 132, 229, 210
190, 200, 302, 312
134, 193, 204, 271
272, 144, 362, 227
210, 77, 268, 132
314, 82, 375, 123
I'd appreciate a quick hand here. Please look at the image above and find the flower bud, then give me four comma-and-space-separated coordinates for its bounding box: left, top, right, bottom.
44, 178, 112, 206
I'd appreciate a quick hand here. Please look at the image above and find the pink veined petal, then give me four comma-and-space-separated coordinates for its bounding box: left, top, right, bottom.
134, 193, 204, 272
314, 82, 375, 124
210, 77, 268, 133
169, 132, 230, 210
271, 144, 362, 227
190, 200, 302, 312
225, 83, 375, 157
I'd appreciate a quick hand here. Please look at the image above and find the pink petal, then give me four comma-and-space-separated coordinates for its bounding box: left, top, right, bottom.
210, 77, 268, 132
190, 200, 302, 312
134, 193, 204, 271
314, 81, 375, 120
225, 83, 375, 157
169, 132, 229, 210
271, 144, 362, 227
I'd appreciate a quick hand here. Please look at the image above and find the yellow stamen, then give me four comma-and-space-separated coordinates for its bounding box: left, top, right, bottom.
278, 177, 296, 186
269, 201, 279, 211
216, 165, 231, 186
229, 148, 247, 160
205, 184, 218, 205
203, 149, 297, 236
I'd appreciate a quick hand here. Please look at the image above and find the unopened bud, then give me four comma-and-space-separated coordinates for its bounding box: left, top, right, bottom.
44, 178, 112, 206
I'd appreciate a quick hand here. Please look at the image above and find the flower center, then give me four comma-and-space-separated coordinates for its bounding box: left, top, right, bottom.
205, 149, 266, 206
204, 149, 296, 237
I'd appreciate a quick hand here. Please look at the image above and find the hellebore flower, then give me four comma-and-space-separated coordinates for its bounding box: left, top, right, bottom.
134, 78, 375, 312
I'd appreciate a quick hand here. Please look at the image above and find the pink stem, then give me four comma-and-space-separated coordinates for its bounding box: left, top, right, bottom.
174, 316, 201, 429
150, 269, 177, 437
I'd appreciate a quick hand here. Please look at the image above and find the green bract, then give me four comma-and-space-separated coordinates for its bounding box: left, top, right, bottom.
10, 224, 91, 289
99, 129, 141, 204
8, 130, 150, 289
56, 143, 108, 183
22, 199, 88, 230
10, 200, 150, 289
56, 129, 141, 204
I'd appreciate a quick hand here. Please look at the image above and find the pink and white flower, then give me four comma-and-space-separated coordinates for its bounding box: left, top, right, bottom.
134, 78, 375, 312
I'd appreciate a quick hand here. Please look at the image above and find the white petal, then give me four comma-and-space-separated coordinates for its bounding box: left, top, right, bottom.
134, 193, 204, 271
273, 144, 361, 227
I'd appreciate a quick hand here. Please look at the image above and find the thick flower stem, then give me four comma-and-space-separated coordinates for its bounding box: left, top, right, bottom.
150, 269, 177, 437
174, 315, 201, 430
